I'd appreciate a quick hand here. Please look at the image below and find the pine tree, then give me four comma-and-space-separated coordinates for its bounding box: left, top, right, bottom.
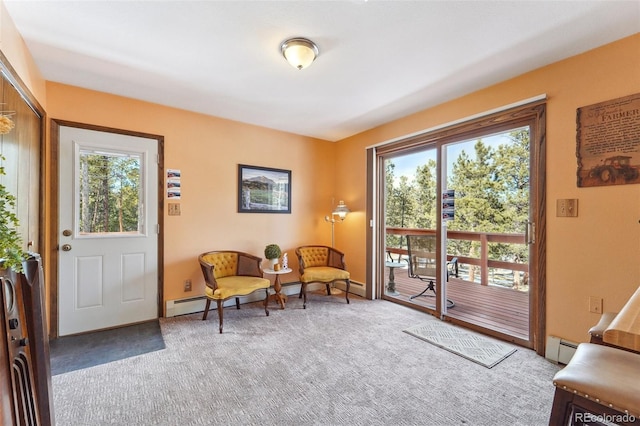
384, 129, 530, 288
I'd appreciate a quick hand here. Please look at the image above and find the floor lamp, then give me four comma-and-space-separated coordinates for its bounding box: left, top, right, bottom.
324, 200, 350, 294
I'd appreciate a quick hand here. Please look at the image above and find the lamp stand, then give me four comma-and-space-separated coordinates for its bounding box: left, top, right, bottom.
325, 215, 343, 295
329, 218, 335, 248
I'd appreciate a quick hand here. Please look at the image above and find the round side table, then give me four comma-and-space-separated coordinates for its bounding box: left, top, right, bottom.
263, 267, 292, 309
385, 261, 403, 296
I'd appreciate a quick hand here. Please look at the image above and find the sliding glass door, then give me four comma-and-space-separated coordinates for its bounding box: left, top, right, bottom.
372, 101, 545, 351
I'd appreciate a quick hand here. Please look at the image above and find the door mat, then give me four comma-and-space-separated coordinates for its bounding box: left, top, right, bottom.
50, 320, 165, 375
404, 321, 517, 368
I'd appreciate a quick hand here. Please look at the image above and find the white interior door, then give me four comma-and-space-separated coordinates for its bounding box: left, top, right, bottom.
58, 126, 159, 336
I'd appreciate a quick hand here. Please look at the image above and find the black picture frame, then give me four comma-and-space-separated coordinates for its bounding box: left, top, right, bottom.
238, 164, 291, 213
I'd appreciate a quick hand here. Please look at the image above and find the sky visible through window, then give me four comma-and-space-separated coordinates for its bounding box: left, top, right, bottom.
389, 130, 520, 184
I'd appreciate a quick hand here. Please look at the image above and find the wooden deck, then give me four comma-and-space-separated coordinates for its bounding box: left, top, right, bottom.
384, 265, 530, 341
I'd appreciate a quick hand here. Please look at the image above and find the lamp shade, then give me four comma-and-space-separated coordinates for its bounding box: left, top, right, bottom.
332, 200, 350, 219
281, 37, 319, 70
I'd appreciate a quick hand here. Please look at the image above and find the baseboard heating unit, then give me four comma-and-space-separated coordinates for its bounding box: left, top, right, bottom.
165, 296, 207, 317
165, 282, 304, 317
165, 280, 363, 317
545, 336, 578, 364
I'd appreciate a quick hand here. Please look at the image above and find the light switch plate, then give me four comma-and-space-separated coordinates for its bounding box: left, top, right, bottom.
168, 203, 181, 216
557, 199, 578, 217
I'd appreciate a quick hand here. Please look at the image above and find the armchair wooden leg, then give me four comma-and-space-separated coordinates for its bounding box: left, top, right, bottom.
325, 283, 331, 296
301, 283, 307, 309
202, 299, 211, 320
345, 279, 350, 304
217, 299, 224, 334
264, 289, 270, 317
235, 297, 240, 309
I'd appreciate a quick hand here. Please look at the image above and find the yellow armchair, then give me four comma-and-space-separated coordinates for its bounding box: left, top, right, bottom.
295, 245, 351, 309
198, 250, 271, 333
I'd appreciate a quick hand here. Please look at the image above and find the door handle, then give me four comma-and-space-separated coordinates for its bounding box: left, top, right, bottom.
62, 229, 72, 236
525, 221, 535, 245
61, 244, 72, 252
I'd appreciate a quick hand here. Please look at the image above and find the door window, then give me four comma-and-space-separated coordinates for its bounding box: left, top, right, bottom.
77, 149, 144, 236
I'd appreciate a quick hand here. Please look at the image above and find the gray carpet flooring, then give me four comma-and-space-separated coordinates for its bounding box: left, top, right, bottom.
51, 294, 560, 425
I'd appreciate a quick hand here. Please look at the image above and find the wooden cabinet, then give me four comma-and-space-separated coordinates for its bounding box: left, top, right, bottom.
0, 255, 53, 426
0, 271, 17, 426
1, 263, 40, 425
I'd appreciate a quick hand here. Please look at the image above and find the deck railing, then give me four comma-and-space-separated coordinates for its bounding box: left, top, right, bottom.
385, 227, 528, 288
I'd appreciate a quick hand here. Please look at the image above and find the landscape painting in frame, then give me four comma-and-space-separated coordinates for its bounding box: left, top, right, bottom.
238, 164, 291, 213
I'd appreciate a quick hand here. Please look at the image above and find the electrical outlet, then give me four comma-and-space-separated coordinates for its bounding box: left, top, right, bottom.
184, 279, 192, 292
557, 199, 578, 217
168, 203, 181, 216
589, 296, 602, 314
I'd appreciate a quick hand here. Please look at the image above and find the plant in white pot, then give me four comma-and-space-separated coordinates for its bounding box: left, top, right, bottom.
0, 154, 26, 273
264, 244, 281, 270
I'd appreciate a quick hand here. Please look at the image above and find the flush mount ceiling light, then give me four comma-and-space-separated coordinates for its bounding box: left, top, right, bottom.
280, 37, 319, 70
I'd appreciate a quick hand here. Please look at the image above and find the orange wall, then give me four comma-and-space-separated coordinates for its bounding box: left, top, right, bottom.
335, 34, 640, 344
45, 83, 337, 303
0, 1, 46, 106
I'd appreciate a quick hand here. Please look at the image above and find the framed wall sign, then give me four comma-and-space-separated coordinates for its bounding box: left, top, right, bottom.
576, 93, 640, 187
238, 164, 291, 213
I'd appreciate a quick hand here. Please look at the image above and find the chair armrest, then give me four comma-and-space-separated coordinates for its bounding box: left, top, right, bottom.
327, 247, 347, 270
237, 252, 264, 277
295, 248, 306, 275
199, 258, 218, 291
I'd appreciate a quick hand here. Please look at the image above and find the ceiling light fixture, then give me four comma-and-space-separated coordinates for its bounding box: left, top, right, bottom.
280, 37, 319, 70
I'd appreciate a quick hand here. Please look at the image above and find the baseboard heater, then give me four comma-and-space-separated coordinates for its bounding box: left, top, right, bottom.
166, 280, 364, 317
165, 296, 208, 317
165, 291, 274, 317
545, 335, 578, 365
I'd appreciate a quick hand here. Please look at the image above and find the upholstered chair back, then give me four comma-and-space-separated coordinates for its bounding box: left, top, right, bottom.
200, 252, 238, 280
298, 246, 329, 268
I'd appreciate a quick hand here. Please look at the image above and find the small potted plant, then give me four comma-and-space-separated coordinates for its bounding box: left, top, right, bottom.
264, 243, 282, 270
0, 154, 26, 273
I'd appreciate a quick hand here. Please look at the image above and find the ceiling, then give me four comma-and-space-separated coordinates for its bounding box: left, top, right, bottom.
4, 1, 639, 141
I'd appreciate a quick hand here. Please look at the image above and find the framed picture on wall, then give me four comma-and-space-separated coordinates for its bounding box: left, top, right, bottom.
238, 164, 291, 213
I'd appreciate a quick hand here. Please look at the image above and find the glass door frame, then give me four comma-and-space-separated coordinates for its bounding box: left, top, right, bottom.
367, 100, 546, 354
